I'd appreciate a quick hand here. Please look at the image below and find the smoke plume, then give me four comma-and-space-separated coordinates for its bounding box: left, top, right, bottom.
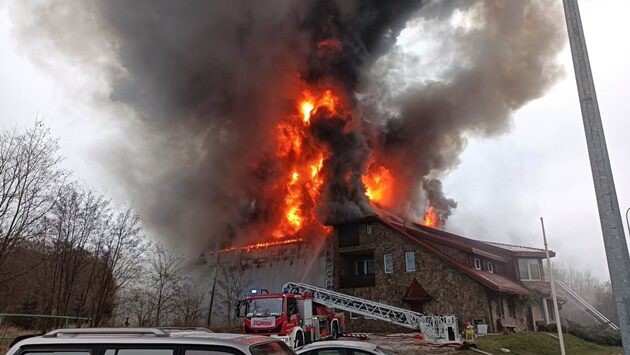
9, 0, 565, 251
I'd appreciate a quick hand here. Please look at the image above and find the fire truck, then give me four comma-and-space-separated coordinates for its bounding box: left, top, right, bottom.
236, 282, 460, 348
236, 285, 344, 348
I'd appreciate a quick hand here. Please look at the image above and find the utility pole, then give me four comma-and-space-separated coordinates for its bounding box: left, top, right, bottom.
540, 218, 566, 355
207, 251, 220, 327
562, 0, 630, 352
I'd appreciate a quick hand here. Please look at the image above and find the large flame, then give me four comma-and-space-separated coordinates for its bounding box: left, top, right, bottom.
270, 88, 341, 239
363, 164, 393, 206
236, 83, 437, 249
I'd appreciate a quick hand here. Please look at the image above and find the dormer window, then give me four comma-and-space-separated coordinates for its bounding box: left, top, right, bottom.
487, 262, 494, 273
474, 257, 482, 270
519, 258, 542, 281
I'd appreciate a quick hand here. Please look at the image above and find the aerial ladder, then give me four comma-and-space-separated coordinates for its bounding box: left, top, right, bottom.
283, 282, 460, 345
556, 280, 620, 331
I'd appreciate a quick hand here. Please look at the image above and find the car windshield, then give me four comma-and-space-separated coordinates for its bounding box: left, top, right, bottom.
246, 298, 284, 317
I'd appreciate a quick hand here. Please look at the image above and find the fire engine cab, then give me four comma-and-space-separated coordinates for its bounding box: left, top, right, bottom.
236, 288, 344, 348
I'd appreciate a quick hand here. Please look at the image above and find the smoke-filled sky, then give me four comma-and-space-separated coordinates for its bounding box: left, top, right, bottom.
1, 0, 629, 277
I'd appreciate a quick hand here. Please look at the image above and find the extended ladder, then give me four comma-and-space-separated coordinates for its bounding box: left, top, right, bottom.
556, 280, 620, 331
283, 282, 459, 344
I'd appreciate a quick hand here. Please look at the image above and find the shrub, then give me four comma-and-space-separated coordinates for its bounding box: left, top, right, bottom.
566, 320, 621, 347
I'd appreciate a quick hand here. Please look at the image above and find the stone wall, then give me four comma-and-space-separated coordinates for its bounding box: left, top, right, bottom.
333, 221, 494, 333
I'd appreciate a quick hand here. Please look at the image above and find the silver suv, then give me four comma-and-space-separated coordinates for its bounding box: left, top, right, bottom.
6, 328, 295, 355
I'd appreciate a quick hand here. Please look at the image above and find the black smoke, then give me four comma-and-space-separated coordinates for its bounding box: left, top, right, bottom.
10, 0, 565, 252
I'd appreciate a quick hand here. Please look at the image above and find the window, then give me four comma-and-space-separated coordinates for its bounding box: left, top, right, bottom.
314, 350, 345, 355
250, 341, 293, 355
105, 350, 174, 355
518, 259, 542, 281
487, 262, 494, 273
24, 352, 90, 355
340, 252, 375, 288
185, 350, 240, 355
246, 297, 284, 317
366, 224, 373, 235
497, 298, 505, 318
350, 312, 359, 319
474, 258, 482, 270
287, 297, 298, 315
338, 224, 359, 247
405, 251, 416, 272
383, 254, 393, 274
354, 259, 374, 275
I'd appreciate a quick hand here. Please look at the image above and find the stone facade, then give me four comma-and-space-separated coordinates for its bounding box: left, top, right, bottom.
333, 220, 548, 333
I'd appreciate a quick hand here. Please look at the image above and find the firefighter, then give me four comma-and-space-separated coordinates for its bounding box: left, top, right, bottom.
461, 321, 476, 349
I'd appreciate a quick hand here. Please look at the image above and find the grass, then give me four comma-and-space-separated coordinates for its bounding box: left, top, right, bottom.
461, 331, 623, 355
1, 326, 38, 354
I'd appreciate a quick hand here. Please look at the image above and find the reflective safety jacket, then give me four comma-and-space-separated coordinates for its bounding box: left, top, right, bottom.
462, 328, 475, 344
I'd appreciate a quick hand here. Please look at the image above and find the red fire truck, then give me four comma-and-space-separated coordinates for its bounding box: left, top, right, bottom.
236, 287, 344, 348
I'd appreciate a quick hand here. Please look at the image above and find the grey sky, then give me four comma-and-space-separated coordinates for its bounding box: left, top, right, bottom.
1, 0, 628, 277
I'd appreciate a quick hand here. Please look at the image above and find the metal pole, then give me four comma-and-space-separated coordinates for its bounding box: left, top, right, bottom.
207, 251, 220, 327
626, 207, 630, 239
562, 1, 630, 352
540, 218, 566, 355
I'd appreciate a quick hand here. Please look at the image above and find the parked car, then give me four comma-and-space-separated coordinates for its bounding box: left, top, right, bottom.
295, 340, 393, 355
7, 328, 295, 355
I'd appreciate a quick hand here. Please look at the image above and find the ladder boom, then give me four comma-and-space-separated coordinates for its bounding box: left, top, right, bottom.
556, 280, 620, 331
283, 282, 459, 344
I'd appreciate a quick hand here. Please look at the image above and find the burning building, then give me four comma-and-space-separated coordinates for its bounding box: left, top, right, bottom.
11, 0, 567, 332
203, 209, 558, 333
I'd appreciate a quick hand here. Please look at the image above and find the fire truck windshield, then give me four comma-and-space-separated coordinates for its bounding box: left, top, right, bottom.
246, 297, 284, 317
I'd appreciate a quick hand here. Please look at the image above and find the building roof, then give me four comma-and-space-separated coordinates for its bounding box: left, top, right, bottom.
479, 241, 552, 258
352, 210, 534, 295
404, 278, 432, 301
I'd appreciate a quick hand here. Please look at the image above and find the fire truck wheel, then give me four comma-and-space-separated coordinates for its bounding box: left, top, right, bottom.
331, 323, 339, 340
294, 331, 304, 348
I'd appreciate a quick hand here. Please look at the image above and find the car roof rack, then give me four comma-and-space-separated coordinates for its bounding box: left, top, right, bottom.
159, 327, 213, 333
43, 328, 170, 338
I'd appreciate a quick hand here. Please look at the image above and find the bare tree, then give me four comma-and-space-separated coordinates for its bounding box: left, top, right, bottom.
0, 123, 65, 281
216, 266, 248, 325
149, 246, 185, 326
86, 208, 147, 325
118, 287, 155, 327
44, 184, 109, 317
555, 263, 617, 326
174, 283, 206, 325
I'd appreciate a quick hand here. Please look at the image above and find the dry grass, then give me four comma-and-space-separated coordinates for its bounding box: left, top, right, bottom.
0, 326, 40, 354
460, 332, 624, 355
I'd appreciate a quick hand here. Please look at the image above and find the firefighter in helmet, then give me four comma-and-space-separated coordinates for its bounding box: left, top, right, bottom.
461, 321, 476, 349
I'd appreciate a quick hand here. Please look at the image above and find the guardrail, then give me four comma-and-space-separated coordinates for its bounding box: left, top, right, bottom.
0, 313, 91, 342
0, 313, 91, 328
